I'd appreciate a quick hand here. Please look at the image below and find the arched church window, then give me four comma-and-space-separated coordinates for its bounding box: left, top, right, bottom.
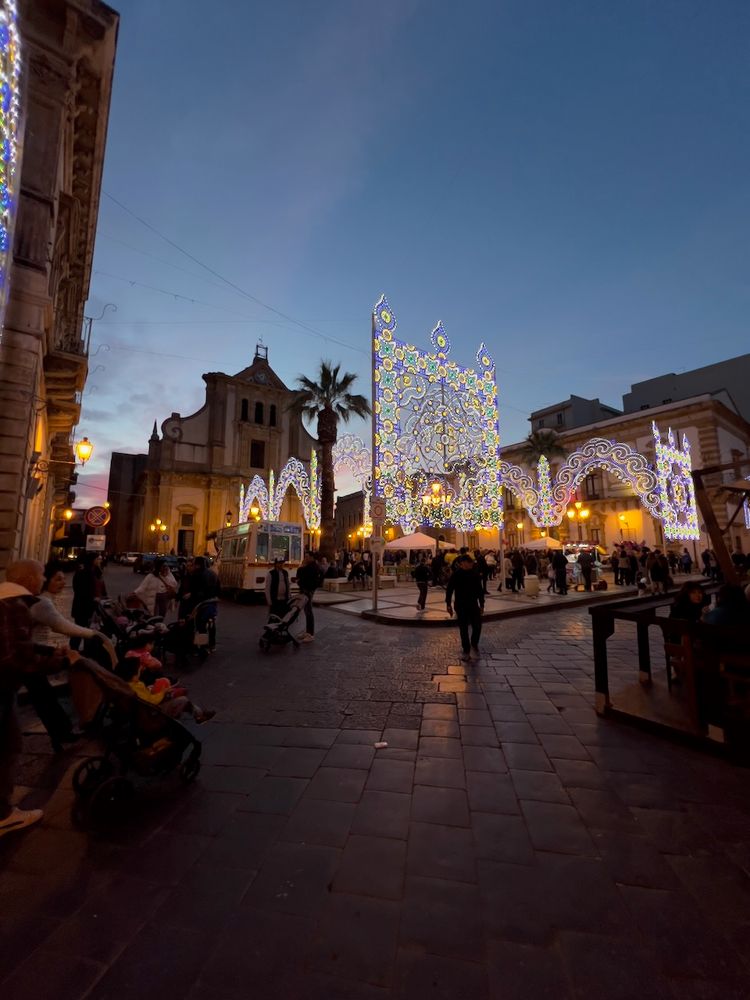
240, 399, 248, 421
255, 401, 264, 424
269, 404, 277, 427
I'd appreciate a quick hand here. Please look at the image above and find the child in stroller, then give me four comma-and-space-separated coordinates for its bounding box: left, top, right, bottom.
259, 594, 307, 653
115, 632, 215, 723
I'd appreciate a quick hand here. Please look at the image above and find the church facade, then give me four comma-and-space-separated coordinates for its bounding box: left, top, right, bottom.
122, 346, 317, 556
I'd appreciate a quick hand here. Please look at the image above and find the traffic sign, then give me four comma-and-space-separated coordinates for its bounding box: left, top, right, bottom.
371, 498, 386, 524
84, 505, 110, 528
370, 536, 385, 553
85, 534, 106, 551
161, 533, 169, 542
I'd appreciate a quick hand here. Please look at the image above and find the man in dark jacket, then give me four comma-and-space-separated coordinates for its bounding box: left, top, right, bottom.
551, 550, 569, 595
510, 550, 525, 593
413, 556, 431, 611
296, 553, 323, 641
446, 554, 485, 659
265, 559, 291, 619
578, 549, 594, 592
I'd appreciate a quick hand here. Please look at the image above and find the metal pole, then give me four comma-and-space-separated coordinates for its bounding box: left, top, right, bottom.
371, 308, 378, 614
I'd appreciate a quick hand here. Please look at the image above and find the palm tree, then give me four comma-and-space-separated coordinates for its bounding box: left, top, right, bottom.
289, 361, 371, 559
519, 429, 567, 467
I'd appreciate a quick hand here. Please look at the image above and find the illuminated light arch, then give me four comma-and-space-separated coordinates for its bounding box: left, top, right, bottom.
498, 461, 539, 513
270, 457, 311, 522
550, 438, 661, 523
239, 476, 270, 522
497, 428, 698, 540
0, 2, 20, 331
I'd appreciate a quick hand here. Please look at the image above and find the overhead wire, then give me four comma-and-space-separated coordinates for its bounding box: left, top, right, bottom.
102, 191, 368, 357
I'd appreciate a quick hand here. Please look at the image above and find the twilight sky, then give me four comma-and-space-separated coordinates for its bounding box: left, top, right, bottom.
76, 0, 750, 506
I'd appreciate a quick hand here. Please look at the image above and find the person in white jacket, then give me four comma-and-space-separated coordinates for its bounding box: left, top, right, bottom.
134, 559, 178, 616
31, 563, 96, 648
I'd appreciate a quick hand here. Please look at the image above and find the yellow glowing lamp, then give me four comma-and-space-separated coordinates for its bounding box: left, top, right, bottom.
74, 436, 94, 465
618, 513, 626, 522
150, 523, 156, 532
580, 509, 590, 519
574, 501, 583, 511
103, 501, 111, 509
567, 509, 575, 520
541, 530, 547, 537
516, 521, 523, 530
225, 511, 232, 527
63, 508, 73, 521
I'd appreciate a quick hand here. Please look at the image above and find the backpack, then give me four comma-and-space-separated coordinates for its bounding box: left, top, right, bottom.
0, 595, 35, 691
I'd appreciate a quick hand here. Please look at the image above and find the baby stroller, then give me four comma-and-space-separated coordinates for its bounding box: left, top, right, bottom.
259, 594, 306, 653
92, 598, 167, 660
162, 599, 218, 666
70, 658, 202, 828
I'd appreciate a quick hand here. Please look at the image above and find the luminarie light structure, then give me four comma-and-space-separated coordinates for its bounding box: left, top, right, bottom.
652, 422, 700, 540
372, 295, 503, 532
0, 1, 20, 331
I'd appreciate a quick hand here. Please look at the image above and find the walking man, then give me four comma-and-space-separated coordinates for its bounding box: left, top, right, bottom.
413, 556, 430, 612
296, 553, 323, 642
551, 549, 569, 595
446, 554, 485, 660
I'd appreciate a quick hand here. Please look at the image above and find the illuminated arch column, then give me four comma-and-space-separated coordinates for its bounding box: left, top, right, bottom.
652, 422, 700, 540
239, 476, 270, 522
0, 3, 20, 333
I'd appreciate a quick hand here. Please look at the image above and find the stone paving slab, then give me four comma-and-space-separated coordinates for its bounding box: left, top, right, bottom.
2, 566, 750, 999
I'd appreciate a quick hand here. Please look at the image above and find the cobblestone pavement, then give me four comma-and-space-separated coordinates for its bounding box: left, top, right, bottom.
2, 587, 750, 1000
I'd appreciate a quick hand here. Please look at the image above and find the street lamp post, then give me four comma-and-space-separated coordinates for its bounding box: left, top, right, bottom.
566, 500, 590, 542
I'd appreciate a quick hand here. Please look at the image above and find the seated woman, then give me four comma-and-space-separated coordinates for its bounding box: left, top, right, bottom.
668, 582, 707, 626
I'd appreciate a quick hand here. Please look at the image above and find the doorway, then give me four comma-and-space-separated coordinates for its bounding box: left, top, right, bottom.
177, 529, 195, 556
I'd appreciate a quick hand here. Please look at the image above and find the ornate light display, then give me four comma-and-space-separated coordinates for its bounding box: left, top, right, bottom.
239, 476, 270, 522
239, 452, 320, 528
497, 430, 696, 538
0, 2, 19, 328
372, 295, 503, 532
652, 422, 700, 540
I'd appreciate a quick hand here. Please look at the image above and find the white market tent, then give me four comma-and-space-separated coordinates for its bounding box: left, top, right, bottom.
523, 537, 563, 550
385, 531, 439, 552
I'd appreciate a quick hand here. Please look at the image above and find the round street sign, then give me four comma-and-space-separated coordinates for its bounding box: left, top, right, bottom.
371, 498, 386, 523
84, 505, 111, 528
162, 533, 169, 542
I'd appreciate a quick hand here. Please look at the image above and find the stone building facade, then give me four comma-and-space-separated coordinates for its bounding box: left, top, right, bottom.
501, 393, 750, 554
124, 346, 317, 556
334, 490, 365, 552
0, 0, 118, 570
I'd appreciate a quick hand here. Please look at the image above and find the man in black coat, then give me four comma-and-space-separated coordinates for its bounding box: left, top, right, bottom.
446, 554, 485, 659
551, 550, 569, 595
296, 553, 324, 641
577, 549, 594, 592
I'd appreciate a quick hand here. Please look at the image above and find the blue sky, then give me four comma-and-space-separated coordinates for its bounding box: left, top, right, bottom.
77, 0, 750, 504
